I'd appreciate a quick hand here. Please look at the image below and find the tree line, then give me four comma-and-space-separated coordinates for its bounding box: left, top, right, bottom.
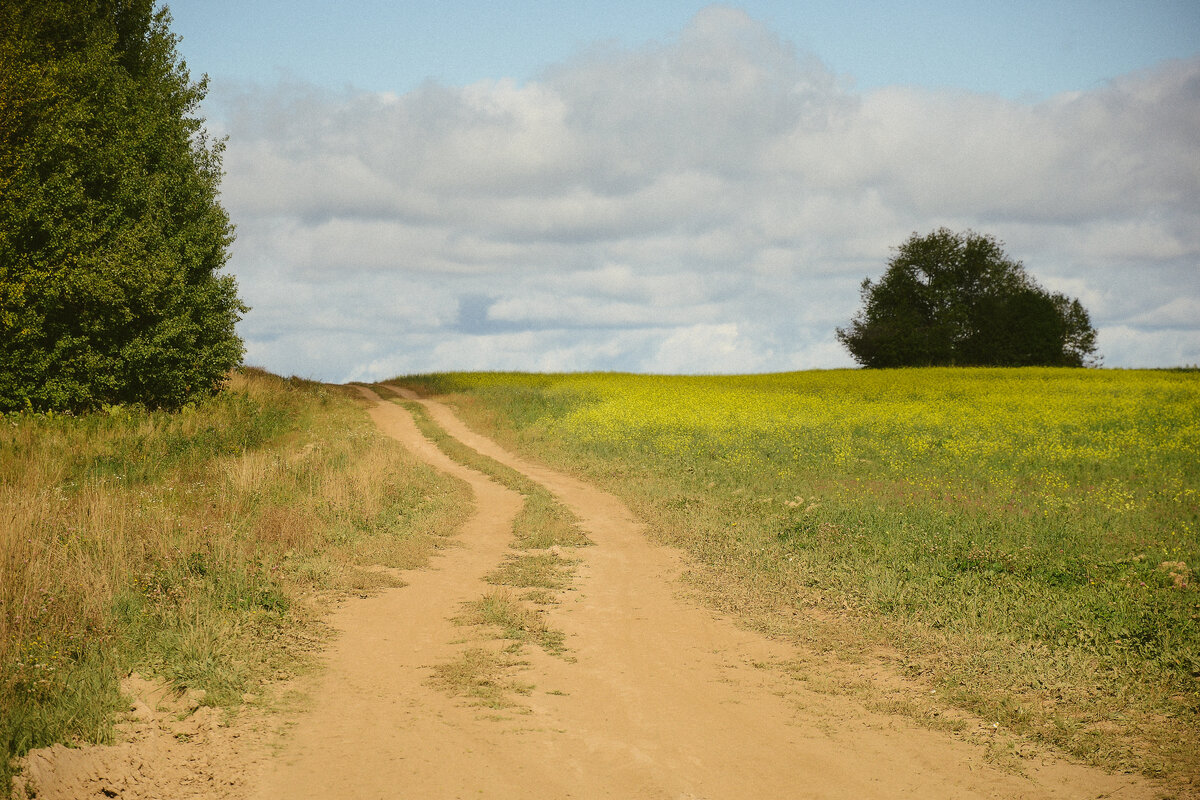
0, 3, 1100, 411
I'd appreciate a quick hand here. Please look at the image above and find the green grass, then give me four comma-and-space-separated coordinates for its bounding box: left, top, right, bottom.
0, 369, 471, 792
457, 589, 567, 656
399, 368, 1200, 785
382, 392, 590, 549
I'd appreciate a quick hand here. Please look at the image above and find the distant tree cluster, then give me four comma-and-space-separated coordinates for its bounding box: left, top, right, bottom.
0, 0, 245, 412
837, 229, 1099, 368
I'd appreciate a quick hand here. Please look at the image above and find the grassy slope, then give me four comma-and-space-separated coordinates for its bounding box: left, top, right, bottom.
401, 368, 1200, 784
0, 369, 471, 791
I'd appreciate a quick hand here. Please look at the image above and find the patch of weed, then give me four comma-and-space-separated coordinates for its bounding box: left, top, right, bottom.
486, 553, 574, 591
457, 589, 566, 656
428, 647, 533, 710
388, 394, 590, 550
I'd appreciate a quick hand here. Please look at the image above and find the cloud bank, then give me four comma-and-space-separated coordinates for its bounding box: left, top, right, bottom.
213, 7, 1200, 380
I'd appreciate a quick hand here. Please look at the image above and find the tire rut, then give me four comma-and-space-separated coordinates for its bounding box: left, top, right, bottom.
11, 386, 1171, 800
361, 384, 1164, 800
253, 385, 1164, 800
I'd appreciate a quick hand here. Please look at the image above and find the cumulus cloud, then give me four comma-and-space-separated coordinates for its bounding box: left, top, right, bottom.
213, 6, 1200, 380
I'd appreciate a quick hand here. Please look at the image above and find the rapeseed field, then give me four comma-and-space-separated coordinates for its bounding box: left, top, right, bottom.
409, 367, 1199, 781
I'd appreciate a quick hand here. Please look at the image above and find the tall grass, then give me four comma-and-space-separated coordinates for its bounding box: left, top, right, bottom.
1, 369, 470, 790
403, 368, 1200, 783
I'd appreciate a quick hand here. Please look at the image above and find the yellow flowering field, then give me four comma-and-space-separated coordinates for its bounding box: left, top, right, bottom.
410, 367, 1200, 779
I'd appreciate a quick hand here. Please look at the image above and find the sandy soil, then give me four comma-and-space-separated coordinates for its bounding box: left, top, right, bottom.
12, 386, 1171, 799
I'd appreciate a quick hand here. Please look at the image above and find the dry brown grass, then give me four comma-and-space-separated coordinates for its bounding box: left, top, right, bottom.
428, 647, 533, 710
0, 369, 471, 791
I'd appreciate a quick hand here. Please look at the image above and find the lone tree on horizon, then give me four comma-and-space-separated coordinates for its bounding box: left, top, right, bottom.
837, 229, 1099, 368
0, 0, 246, 412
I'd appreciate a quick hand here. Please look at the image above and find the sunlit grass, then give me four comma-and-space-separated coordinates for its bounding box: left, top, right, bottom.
0, 369, 470, 791
487, 553, 574, 592
403, 367, 1200, 783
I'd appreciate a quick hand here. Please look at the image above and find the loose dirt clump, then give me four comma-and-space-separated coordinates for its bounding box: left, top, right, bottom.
11, 674, 270, 800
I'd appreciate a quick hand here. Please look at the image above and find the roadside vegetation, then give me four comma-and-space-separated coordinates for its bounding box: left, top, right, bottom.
400, 368, 1200, 784
0, 368, 470, 791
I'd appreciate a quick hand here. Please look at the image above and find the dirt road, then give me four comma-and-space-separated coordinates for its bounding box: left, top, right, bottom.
15, 386, 1167, 799
255, 386, 1161, 799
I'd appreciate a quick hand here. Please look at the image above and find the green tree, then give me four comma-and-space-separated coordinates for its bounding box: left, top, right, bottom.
836, 229, 1099, 368
0, 0, 245, 412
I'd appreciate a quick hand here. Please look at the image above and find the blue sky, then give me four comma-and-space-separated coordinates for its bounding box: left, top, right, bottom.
173, 1, 1199, 98
165, 2, 1200, 379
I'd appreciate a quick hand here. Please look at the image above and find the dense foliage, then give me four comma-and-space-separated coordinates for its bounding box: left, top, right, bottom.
0, 0, 245, 411
837, 229, 1098, 368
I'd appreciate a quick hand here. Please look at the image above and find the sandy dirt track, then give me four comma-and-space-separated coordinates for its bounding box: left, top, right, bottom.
13, 386, 1168, 799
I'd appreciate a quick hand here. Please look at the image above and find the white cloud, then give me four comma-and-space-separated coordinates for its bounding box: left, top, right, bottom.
644, 323, 766, 374
1097, 326, 1200, 368
1128, 298, 1200, 329
214, 8, 1200, 380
